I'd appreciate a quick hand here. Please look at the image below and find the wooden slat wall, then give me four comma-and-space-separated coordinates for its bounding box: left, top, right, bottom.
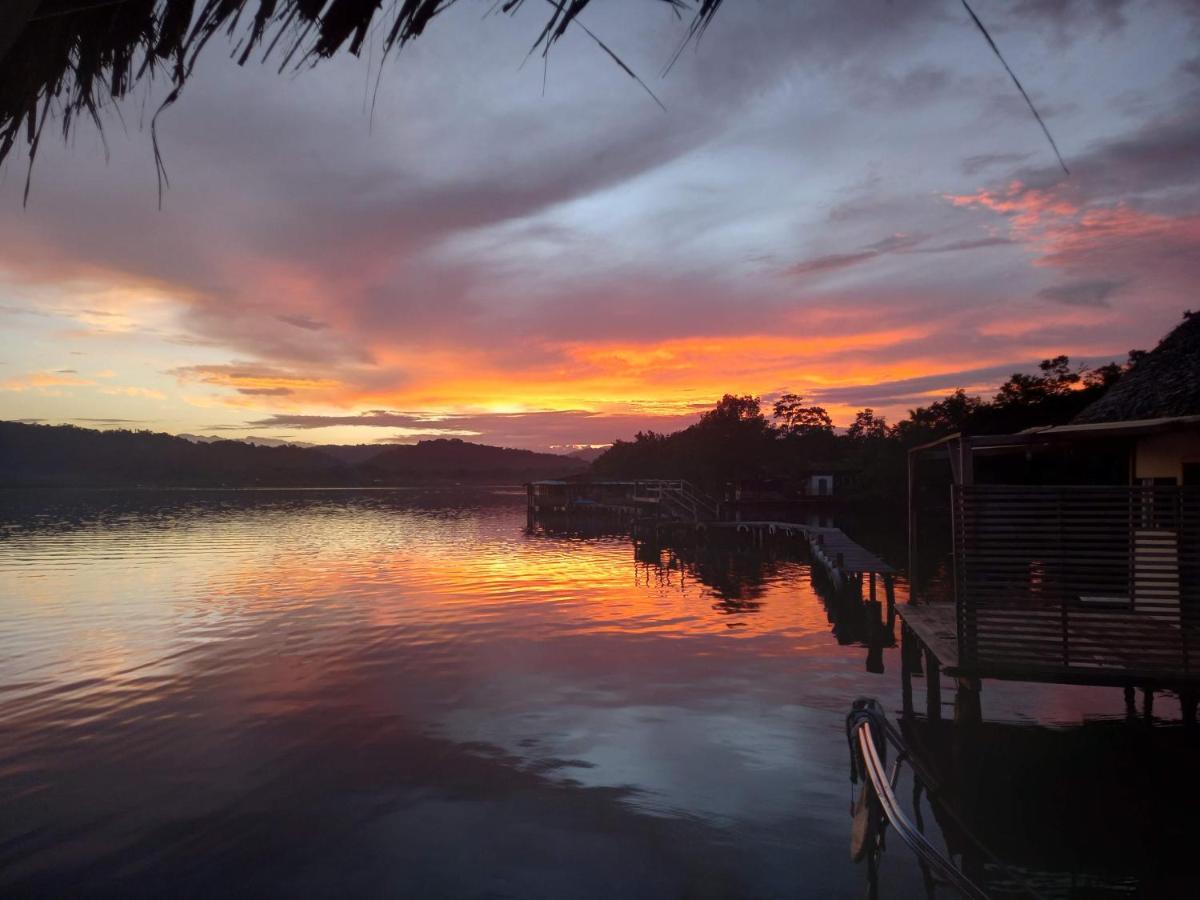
953, 486, 1200, 677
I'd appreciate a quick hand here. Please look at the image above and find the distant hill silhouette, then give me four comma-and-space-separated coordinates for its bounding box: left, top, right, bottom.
360, 440, 588, 483
567, 446, 609, 463
0, 422, 585, 488
309, 444, 394, 465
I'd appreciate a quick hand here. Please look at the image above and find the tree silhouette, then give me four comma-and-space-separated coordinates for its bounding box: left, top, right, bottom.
846, 408, 888, 441
772, 393, 833, 436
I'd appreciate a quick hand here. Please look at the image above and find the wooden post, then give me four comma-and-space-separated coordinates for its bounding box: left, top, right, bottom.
1182, 690, 1198, 728
901, 625, 914, 718
925, 648, 941, 722
907, 450, 919, 602
882, 575, 897, 636
954, 677, 982, 726
865, 600, 884, 674
1142, 688, 1154, 723
904, 622, 924, 676
1176, 696, 1195, 729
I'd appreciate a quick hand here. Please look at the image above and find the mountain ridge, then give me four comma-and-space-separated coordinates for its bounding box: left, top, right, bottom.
0, 422, 586, 488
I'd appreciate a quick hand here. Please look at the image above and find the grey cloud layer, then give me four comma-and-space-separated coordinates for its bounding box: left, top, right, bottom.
2, 0, 1198, 448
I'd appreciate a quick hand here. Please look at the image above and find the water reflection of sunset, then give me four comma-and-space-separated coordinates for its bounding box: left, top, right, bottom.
0, 489, 1148, 898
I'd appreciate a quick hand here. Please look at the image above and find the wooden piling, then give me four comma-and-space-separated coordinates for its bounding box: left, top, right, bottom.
1182, 690, 1198, 728
954, 677, 982, 726
925, 647, 941, 722
901, 624, 914, 718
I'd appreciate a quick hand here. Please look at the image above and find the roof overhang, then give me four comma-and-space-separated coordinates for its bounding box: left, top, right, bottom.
910, 415, 1200, 460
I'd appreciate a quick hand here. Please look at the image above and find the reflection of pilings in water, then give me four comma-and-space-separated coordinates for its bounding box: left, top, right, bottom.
540, 503, 901, 652
526, 507, 637, 539
893, 708, 1200, 898
806, 543, 897, 674
632, 527, 794, 612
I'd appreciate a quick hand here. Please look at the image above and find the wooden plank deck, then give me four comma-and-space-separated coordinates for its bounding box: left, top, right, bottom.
900, 602, 1200, 687
699, 521, 894, 575
897, 604, 961, 673
800, 525, 894, 575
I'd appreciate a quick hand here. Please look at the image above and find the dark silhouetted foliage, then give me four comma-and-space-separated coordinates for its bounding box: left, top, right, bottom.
0, 422, 585, 487
593, 343, 1153, 503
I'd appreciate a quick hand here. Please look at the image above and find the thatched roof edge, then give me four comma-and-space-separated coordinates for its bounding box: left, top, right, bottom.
1073, 311, 1200, 424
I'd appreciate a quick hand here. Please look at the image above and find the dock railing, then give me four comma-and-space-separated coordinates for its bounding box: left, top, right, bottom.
952, 485, 1200, 681
635, 479, 720, 521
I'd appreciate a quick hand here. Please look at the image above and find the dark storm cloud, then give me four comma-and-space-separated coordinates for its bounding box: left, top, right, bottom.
247, 411, 430, 429
787, 250, 879, 276
846, 63, 961, 108
276, 314, 329, 331
787, 234, 927, 278
1004, 107, 1200, 201
807, 364, 1022, 409
984, 92, 1079, 123
237, 387, 295, 396
2, 0, 1197, 447
245, 408, 702, 448
1037, 279, 1127, 307
960, 152, 1031, 176
1008, 0, 1132, 43
0, 0, 994, 417
915, 236, 1015, 252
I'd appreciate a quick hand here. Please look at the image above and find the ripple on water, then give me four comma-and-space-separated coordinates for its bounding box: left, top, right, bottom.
0, 488, 1167, 899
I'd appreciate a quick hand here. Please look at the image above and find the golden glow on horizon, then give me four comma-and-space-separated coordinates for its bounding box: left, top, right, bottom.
2, 189, 1169, 445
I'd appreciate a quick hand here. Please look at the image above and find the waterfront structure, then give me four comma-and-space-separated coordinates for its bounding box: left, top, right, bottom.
902, 314, 1200, 723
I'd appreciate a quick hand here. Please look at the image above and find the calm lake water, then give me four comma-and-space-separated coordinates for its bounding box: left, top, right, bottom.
0, 489, 1193, 898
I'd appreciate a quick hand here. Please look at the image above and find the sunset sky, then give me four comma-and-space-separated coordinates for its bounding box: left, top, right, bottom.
2, 0, 1198, 451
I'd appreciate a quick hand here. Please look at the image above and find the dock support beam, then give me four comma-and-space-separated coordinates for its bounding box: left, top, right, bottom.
900, 625, 914, 718
954, 677, 982, 726
907, 451, 918, 600
924, 647, 941, 722
865, 599, 884, 674
1182, 690, 1198, 728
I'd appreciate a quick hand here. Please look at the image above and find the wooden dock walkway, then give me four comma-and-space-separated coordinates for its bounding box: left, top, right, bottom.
527, 480, 896, 602
651, 518, 895, 603
897, 604, 961, 673
663, 520, 892, 573
793, 524, 894, 576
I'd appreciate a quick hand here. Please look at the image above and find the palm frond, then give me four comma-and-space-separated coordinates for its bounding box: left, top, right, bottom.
1, 0, 1071, 204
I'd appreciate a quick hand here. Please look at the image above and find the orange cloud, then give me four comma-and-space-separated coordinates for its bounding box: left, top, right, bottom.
172, 363, 344, 404
1, 371, 96, 392
947, 181, 1200, 270
947, 180, 1081, 234
101, 386, 167, 400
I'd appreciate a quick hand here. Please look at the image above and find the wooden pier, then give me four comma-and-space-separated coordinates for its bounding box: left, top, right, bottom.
527, 480, 896, 604
684, 520, 896, 603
